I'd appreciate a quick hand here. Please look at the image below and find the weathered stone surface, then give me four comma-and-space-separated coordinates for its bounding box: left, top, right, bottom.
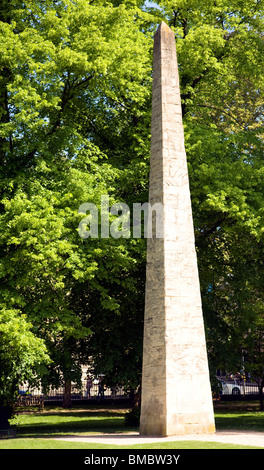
140, 22, 215, 437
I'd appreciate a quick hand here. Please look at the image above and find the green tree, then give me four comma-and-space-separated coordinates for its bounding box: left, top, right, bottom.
0, 307, 50, 426
245, 308, 264, 410
0, 145, 146, 404
0, 0, 153, 404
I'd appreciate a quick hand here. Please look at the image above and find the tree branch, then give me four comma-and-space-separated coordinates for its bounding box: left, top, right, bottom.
48, 73, 94, 135
181, 74, 204, 117
195, 103, 239, 123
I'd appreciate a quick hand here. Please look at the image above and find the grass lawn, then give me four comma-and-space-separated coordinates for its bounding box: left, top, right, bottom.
0, 437, 258, 449
0, 402, 263, 449
213, 400, 264, 439
9, 406, 128, 437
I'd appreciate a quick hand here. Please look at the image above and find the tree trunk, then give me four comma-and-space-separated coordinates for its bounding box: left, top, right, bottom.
63, 378, 72, 408
259, 380, 264, 411
0, 400, 12, 429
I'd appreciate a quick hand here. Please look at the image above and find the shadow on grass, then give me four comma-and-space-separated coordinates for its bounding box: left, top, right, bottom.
215, 411, 264, 432
12, 409, 135, 438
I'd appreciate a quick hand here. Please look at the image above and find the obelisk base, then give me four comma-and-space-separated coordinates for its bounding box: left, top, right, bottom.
140, 384, 215, 437
140, 413, 215, 437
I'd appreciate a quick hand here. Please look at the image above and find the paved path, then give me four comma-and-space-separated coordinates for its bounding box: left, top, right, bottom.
55, 431, 264, 448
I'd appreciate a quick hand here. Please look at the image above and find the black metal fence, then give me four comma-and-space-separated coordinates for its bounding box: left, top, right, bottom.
19, 376, 261, 401
18, 379, 127, 401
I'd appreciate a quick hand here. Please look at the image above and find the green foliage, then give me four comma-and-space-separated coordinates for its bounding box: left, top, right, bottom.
0, 308, 50, 403
0, 0, 152, 397
0, 143, 146, 391
0, 0, 153, 175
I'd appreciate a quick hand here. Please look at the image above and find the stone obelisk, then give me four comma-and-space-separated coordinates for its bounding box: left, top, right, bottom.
140, 22, 215, 436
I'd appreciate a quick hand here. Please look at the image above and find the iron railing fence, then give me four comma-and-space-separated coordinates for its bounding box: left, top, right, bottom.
19, 376, 261, 400
18, 379, 127, 401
